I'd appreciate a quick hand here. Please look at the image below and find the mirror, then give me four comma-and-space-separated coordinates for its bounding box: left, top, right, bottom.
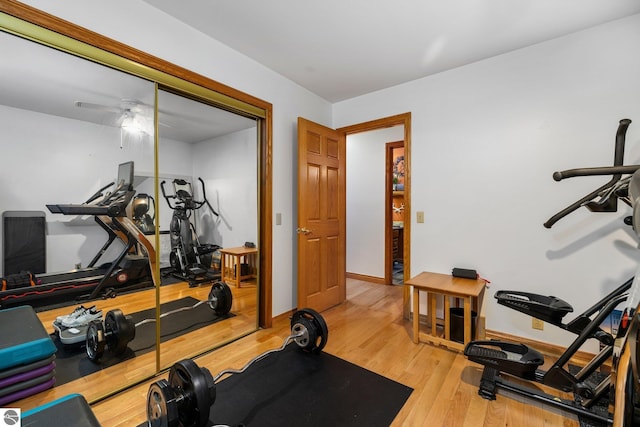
0, 4, 269, 408
154, 88, 259, 369
0, 30, 159, 403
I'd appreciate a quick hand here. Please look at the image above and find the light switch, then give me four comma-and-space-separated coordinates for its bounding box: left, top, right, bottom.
275, 213, 282, 225
417, 211, 424, 223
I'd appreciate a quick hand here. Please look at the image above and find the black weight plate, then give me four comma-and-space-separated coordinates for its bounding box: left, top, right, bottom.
86, 320, 106, 362
168, 359, 214, 427
291, 317, 318, 352
104, 309, 134, 356
112, 314, 135, 355
208, 281, 233, 315
291, 308, 329, 353
147, 379, 179, 427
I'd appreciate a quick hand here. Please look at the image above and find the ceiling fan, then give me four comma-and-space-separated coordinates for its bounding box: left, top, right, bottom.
75, 99, 157, 147
74, 99, 153, 127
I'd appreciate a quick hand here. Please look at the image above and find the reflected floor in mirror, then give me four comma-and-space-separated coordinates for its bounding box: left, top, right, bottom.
13, 280, 257, 411
52, 297, 235, 386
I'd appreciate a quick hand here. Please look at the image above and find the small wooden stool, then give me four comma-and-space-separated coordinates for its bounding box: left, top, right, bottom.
405, 271, 487, 352
219, 246, 258, 287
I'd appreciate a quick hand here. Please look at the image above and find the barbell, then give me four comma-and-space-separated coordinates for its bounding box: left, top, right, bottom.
86, 281, 233, 362
147, 308, 328, 427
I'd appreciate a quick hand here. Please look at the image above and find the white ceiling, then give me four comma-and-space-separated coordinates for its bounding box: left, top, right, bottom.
3, 1, 640, 143
142, 0, 640, 102
0, 30, 255, 143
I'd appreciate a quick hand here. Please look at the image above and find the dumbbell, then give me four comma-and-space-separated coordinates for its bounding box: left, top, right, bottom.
147, 308, 328, 427
86, 281, 233, 362
86, 308, 134, 361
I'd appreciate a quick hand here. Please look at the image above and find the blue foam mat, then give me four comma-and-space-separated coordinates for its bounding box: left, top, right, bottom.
0, 306, 56, 371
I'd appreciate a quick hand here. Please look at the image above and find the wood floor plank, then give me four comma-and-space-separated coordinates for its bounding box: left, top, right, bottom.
37, 278, 588, 426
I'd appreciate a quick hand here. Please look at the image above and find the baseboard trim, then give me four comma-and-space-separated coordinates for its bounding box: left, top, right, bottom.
273, 309, 295, 323
346, 272, 386, 285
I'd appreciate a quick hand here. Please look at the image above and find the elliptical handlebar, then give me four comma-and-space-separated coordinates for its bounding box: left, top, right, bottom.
544, 119, 633, 228
552, 165, 640, 182
160, 178, 219, 217
160, 180, 177, 210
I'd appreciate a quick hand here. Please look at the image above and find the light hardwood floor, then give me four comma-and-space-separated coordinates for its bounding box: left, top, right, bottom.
88, 279, 586, 426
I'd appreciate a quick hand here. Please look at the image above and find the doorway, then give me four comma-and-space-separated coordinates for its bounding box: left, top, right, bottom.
297, 113, 412, 317
387, 141, 405, 285
339, 113, 412, 317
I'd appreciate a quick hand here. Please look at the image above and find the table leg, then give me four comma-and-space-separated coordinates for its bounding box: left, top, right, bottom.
231, 255, 242, 288
429, 293, 437, 337
444, 295, 451, 341
221, 252, 227, 283
463, 297, 471, 345
477, 288, 486, 339
236, 255, 243, 288
412, 287, 419, 344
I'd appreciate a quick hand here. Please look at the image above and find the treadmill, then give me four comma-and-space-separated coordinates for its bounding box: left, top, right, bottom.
0, 162, 153, 310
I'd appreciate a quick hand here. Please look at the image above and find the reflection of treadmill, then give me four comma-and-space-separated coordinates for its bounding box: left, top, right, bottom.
0, 162, 153, 310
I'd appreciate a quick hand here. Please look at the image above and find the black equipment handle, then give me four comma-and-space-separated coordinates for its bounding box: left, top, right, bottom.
160, 180, 177, 210
85, 181, 115, 204
544, 119, 632, 228
150, 195, 156, 220
553, 165, 640, 181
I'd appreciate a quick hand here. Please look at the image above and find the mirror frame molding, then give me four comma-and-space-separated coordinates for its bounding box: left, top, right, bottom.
0, 0, 273, 328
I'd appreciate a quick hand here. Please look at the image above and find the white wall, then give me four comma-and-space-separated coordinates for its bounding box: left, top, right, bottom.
0, 105, 156, 272
192, 127, 259, 249
0, 104, 257, 276
346, 126, 404, 278
334, 14, 640, 350
17, 0, 333, 316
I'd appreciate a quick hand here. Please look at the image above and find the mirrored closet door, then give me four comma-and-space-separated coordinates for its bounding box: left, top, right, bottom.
0, 2, 270, 408
0, 29, 159, 403
153, 89, 259, 370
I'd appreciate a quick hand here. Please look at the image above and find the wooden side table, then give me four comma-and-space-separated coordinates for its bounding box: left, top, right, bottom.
405, 271, 487, 352
220, 246, 258, 287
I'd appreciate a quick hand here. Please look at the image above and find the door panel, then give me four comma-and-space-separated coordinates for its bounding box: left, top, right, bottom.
297, 118, 346, 312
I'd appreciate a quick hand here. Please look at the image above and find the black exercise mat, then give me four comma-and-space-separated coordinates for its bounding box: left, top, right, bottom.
147, 344, 412, 427
52, 297, 233, 386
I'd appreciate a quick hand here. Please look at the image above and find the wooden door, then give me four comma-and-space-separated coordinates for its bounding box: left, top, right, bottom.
297, 117, 346, 312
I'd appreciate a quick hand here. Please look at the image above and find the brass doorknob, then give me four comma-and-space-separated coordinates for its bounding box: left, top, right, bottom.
296, 227, 312, 235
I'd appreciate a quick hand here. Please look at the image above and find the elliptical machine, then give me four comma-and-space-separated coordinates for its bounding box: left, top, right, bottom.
464, 119, 639, 425
161, 177, 221, 287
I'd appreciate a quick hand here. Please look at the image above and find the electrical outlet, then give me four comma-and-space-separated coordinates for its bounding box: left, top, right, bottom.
532, 318, 544, 330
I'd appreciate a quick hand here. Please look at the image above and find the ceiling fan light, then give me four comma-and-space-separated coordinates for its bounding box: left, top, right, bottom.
121, 113, 151, 135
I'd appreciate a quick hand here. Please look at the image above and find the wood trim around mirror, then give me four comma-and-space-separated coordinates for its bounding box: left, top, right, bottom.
0, 0, 273, 328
